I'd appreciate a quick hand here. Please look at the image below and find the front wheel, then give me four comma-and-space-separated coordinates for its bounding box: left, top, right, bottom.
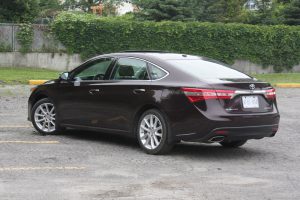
220, 140, 247, 148
137, 109, 174, 155
31, 98, 63, 135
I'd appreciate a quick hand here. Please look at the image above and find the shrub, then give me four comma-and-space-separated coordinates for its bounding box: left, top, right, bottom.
16, 23, 34, 53
52, 12, 300, 72
0, 42, 12, 52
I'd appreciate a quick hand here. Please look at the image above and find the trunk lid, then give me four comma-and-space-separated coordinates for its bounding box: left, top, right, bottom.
207, 78, 275, 114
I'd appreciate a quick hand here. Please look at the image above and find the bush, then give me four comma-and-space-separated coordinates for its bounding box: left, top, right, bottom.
16, 23, 34, 53
52, 12, 300, 72
0, 42, 12, 52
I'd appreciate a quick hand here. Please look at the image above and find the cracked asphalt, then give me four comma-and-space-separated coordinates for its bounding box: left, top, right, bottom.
0, 85, 299, 200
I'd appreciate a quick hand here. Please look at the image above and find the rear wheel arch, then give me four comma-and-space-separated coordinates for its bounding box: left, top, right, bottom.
132, 104, 161, 135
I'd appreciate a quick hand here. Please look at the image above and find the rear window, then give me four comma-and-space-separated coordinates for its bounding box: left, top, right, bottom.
167, 59, 250, 79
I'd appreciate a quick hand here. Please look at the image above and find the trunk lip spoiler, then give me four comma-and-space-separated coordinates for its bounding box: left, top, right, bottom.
232, 89, 275, 99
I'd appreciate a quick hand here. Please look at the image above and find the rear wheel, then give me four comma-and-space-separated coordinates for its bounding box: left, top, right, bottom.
137, 109, 174, 155
31, 98, 63, 135
220, 140, 247, 148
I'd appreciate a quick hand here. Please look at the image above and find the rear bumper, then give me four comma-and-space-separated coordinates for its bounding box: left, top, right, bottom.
203, 124, 278, 142
176, 124, 279, 142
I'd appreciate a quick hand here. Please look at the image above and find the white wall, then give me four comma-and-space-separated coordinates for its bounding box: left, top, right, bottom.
0, 52, 82, 71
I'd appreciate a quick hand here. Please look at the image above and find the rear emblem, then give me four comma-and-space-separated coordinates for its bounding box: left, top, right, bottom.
249, 84, 256, 90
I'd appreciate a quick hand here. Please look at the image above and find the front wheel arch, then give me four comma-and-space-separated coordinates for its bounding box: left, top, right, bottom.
31, 97, 63, 135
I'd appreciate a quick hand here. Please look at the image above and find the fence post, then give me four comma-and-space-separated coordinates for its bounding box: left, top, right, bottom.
12, 24, 15, 51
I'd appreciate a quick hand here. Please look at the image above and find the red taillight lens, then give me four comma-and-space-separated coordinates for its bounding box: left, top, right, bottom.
265, 88, 276, 100
182, 88, 235, 103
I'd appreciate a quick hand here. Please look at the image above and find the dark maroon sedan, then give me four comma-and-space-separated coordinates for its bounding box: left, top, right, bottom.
28, 52, 280, 154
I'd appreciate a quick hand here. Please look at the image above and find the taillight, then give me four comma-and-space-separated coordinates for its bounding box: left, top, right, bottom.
265, 88, 276, 100
182, 88, 235, 103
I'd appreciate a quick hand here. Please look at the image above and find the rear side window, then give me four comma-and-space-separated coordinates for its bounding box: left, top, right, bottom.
148, 64, 168, 80
111, 58, 149, 80
167, 59, 250, 79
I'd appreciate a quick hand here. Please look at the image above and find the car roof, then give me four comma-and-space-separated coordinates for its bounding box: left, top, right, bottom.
99, 52, 203, 61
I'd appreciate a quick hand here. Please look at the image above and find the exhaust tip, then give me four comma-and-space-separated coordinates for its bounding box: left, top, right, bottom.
208, 136, 225, 143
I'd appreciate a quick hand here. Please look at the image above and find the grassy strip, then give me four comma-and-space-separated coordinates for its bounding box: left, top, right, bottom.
253, 73, 300, 84
0, 67, 60, 84
0, 67, 300, 85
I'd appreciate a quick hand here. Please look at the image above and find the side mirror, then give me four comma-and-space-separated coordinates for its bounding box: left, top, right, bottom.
59, 72, 69, 80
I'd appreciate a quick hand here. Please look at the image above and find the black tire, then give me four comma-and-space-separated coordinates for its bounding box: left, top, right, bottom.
31, 98, 64, 135
137, 109, 174, 155
220, 140, 247, 148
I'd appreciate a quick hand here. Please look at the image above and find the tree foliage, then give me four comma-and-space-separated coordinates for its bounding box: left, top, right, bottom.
132, 0, 300, 25
0, 0, 39, 22
133, 0, 194, 21
283, 0, 300, 25
62, 0, 122, 12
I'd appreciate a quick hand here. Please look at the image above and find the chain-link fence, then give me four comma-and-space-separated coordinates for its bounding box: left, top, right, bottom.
0, 23, 65, 52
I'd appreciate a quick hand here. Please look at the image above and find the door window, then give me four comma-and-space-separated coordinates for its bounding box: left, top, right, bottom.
73, 58, 113, 81
111, 58, 149, 80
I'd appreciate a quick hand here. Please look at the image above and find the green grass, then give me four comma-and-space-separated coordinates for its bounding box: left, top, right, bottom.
253, 73, 300, 84
0, 67, 300, 85
0, 67, 60, 84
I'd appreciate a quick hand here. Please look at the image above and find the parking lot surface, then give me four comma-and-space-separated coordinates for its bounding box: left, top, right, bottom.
0, 85, 299, 200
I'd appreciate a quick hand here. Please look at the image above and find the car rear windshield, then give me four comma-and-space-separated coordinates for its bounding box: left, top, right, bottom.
167, 59, 251, 79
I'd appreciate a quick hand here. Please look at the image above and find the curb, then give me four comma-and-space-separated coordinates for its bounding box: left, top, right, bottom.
29, 80, 48, 85
274, 83, 300, 88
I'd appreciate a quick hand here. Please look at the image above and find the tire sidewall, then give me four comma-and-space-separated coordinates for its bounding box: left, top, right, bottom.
31, 98, 57, 135
137, 109, 170, 154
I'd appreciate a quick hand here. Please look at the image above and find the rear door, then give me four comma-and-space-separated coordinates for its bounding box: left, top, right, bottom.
89, 57, 153, 132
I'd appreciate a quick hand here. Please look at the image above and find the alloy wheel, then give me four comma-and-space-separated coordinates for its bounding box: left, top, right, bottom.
139, 114, 163, 150
34, 103, 56, 133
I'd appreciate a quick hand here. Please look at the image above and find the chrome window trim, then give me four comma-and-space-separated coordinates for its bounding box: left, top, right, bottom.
68, 55, 170, 83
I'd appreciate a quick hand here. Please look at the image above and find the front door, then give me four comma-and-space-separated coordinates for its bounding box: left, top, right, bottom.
57, 57, 114, 127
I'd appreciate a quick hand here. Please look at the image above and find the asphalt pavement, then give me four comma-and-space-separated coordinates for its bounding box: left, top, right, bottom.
0, 85, 299, 200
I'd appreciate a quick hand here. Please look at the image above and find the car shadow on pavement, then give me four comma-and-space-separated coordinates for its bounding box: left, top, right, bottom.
59, 129, 139, 148
171, 142, 266, 159
57, 129, 266, 159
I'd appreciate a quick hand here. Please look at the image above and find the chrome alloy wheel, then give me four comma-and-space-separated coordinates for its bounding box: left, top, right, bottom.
139, 114, 163, 150
34, 103, 56, 133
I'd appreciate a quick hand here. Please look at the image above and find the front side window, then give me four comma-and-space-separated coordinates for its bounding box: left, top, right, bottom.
111, 58, 149, 80
73, 58, 113, 81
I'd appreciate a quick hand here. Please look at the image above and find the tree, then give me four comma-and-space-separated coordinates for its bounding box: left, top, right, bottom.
38, 0, 62, 18
133, 0, 194, 21
0, 0, 39, 22
133, 0, 247, 22
199, 0, 245, 22
63, 0, 123, 12
283, 0, 300, 25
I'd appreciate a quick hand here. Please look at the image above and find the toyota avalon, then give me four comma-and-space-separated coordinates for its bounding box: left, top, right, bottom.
28, 52, 280, 154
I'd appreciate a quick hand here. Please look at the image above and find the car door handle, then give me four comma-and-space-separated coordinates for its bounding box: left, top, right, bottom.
89, 89, 100, 95
133, 89, 146, 94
